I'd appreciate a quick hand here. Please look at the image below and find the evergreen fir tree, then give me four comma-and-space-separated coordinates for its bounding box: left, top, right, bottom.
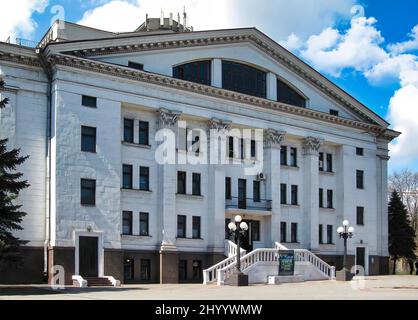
0, 80, 29, 264
389, 190, 417, 274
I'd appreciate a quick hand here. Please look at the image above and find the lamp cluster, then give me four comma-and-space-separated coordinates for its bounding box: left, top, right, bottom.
228, 215, 249, 233
337, 220, 355, 239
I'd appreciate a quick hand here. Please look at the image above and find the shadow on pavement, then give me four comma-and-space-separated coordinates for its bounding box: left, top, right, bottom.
0, 286, 148, 296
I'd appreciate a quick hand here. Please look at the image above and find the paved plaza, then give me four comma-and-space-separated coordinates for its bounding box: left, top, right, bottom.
0, 276, 417, 300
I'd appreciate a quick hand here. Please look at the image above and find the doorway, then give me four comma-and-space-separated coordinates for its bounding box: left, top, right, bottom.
240, 220, 260, 252
238, 179, 247, 209
355, 247, 366, 275
79, 236, 99, 277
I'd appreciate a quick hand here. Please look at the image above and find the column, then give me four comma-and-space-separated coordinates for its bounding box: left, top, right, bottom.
302, 137, 323, 251
212, 59, 223, 88
157, 108, 182, 284
264, 129, 286, 246
267, 72, 277, 101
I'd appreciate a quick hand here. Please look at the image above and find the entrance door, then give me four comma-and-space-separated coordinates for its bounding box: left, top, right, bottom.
79, 236, 99, 277
238, 179, 247, 209
356, 247, 366, 275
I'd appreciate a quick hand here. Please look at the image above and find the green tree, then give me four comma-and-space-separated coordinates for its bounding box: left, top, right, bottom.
389, 190, 417, 274
0, 80, 29, 264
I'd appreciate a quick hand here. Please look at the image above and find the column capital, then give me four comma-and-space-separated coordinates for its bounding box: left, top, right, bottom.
303, 136, 323, 155
207, 117, 232, 132
157, 108, 182, 129
264, 129, 286, 148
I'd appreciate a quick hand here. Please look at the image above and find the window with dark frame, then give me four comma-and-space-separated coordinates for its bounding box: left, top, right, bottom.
327, 189, 333, 209
277, 78, 306, 108
357, 207, 365, 226
173, 60, 212, 86
139, 166, 150, 191
122, 211, 133, 235
290, 147, 298, 167
291, 223, 298, 243
177, 171, 186, 195
192, 173, 201, 196
140, 259, 151, 281
124, 119, 134, 143
356, 148, 364, 156
253, 181, 261, 203
123, 165, 133, 189
327, 225, 333, 244
228, 137, 234, 158
240, 138, 244, 160
319, 188, 324, 208
192, 216, 201, 239
319, 152, 324, 171
81, 179, 96, 205
280, 222, 287, 243
140, 212, 149, 236
319, 224, 323, 244
222, 60, 267, 98
178, 260, 188, 282
81, 126, 96, 153
281, 184, 287, 205
291, 185, 298, 206
177, 215, 187, 238
192, 260, 202, 281
138, 121, 149, 146
326, 154, 333, 173
193, 135, 200, 155
225, 177, 232, 200
280, 146, 288, 166
252, 221, 260, 242
128, 61, 144, 70
251, 140, 256, 158
357, 170, 364, 189
82, 95, 97, 108
225, 218, 231, 240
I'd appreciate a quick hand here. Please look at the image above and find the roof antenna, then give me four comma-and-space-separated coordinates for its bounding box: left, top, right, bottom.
177, 12, 181, 31
183, 6, 187, 29
169, 12, 173, 27
145, 13, 149, 31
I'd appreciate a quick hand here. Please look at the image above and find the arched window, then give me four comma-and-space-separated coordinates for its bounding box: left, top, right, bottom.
277, 78, 306, 108
173, 60, 212, 85
222, 61, 267, 98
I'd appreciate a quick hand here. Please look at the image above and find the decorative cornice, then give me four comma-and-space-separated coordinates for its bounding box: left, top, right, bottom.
303, 137, 323, 155
0, 86, 18, 94
264, 129, 286, 148
0, 50, 41, 68
156, 108, 182, 129
207, 118, 232, 132
47, 53, 391, 138
63, 33, 381, 126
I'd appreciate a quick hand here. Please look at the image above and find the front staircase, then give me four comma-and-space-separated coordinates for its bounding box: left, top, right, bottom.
203, 241, 336, 286
85, 277, 113, 287
72, 275, 121, 288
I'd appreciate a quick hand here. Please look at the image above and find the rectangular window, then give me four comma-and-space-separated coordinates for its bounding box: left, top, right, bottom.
192, 173, 201, 196
140, 259, 151, 281
177, 215, 187, 238
240, 138, 244, 160
192, 216, 201, 239
177, 171, 186, 194
81, 126, 96, 153
178, 260, 188, 282
356, 148, 364, 156
228, 137, 234, 158
123, 165, 133, 189
280, 146, 288, 166
291, 223, 298, 243
280, 222, 287, 243
357, 170, 364, 189
357, 207, 365, 226
319, 152, 324, 171
326, 154, 333, 173
291, 185, 298, 206
81, 179, 96, 205
319, 188, 324, 208
139, 166, 150, 191
122, 211, 133, 235
327, 225, 333, 244
140, 212, 149, 236
330, 109, 339, 116
290, 148, 297, 167
128, 61, 144, 70
82, 95, 97, 108
319, 224, 323, 244
253, 181, 261, 203
192, 260, 202, 281
251, 221, 260, 242
327, 190, 333, 209
138, 121, 149, 146
251, 140, 256, 158
281, 184, 287, 205
124, 119, 134, 143
225, 177, 232, 200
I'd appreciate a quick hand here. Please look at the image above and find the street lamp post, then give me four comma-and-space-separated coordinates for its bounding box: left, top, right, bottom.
336, 220, 355, 281
228, 215, 249, 286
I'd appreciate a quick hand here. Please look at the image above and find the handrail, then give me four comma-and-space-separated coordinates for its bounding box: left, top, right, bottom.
225, 239, 246, 257
275, 242, 289, 250
225, 197, 272, 211
294, 249, 336, 279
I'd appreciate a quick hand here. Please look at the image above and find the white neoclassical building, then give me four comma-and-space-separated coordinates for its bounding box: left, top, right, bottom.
0, 16, 399, 285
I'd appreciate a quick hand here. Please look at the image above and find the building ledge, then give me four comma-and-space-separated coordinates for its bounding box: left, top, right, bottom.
121, 188, 153, 194
176, 194, 204, 200
281, 165, 300, 170
121, 235, 153, 240
320, 207, 335, 212
319, 171, 335, 176
281, 204, 300, 208
122, 141, 152, 149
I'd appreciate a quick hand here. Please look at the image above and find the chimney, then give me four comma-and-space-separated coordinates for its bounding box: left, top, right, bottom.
160, 10, 164, 26
169, 13, 173, 27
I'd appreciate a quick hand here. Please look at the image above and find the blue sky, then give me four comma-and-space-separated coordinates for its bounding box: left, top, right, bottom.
2, 0, 418, 173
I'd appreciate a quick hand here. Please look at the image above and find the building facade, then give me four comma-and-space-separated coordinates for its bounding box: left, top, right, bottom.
0, 18, 399, 285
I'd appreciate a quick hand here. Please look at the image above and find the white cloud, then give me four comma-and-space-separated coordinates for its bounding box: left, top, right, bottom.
300, 17, 388, 77
0, 0, 48, 41
279, 33, 303, 52
388, 24, 418, 54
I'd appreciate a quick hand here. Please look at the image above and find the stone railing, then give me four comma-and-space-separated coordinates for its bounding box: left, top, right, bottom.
294, 249, 336, 280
